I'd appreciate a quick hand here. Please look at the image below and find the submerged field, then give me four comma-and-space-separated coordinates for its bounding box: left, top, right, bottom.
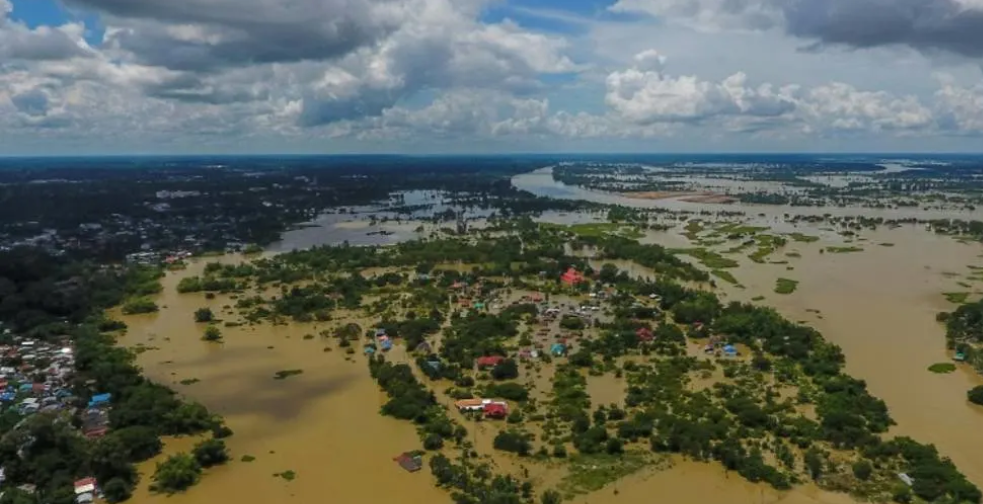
111, 213, 983, 504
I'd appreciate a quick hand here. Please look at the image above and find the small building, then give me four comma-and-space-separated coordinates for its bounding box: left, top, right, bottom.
394, 452, 423, 473
723, 344, 738, 357
550, 343, 567, 356
561, 268, 584, 286
415, 341, 433, 354
455, 398, 487, 412
476, 355, 505, 369
87, 393, 111, 408
636, 327, 654, 342
483, 402, 508, 419
74, 477, 96, 504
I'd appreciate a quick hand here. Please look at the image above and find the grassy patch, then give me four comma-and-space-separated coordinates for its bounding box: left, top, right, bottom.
273, 470, 297, 481
944, 292, 970, 304
785, 252, 802, 258
879, 243, 895, 247
672, 248, 739, 269
683, 220, 705, 241
826, 246, 864, 254
542, 223, 643, 240
957, 281, 973, 289
559, 452, 664, 497
716, 222, 768, 235
751, 296, 765, 302
711, 270, 739, 285
928, 363, 957, 374
787, 233, 819, 243
775, 278, 799, 295
273, 369, 304, 380
748, 235, 786, 263
241, 455, 256, 462
179, 378, 200, 386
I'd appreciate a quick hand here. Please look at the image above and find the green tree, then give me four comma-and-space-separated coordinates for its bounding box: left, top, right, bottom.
804, 448, 824, 480
194, 308, 214, 323
852, 459, 873, 481
202, 325, 222, 342
102, 478, 133, 503
491, 359, 519, 380
968, 385, 983, 406
541, 489, 562, 504
192, 438, 229, 468
151, 453, 202, 494
0, 488, 37, 504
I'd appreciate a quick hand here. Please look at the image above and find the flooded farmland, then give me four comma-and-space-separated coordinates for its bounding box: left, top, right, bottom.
110, 168, 983, 504
117, 258, 452, 504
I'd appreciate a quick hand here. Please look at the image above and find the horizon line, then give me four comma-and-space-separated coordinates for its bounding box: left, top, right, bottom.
2, 151, 983, 159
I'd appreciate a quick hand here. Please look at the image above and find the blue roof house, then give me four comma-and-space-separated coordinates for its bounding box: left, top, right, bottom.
88, 393, 111, 408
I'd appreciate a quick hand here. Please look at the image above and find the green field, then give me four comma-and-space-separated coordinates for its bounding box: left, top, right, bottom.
775, 278, 799, 295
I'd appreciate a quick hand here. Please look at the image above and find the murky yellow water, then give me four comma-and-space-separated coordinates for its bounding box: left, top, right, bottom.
711, 225, 983, 486
119, 258, 451, 504
119, 217, 983, 504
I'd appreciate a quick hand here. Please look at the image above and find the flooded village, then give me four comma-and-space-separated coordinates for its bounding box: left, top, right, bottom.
6, 157, 983, 504
95, 161, 983, 504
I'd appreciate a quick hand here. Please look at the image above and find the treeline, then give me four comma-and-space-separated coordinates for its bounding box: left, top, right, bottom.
0, 248, 162, 335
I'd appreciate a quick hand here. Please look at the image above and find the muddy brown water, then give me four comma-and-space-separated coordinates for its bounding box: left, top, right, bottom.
117, 258, 452, 504
708, 226, 983, 487
118, 217, 983, 504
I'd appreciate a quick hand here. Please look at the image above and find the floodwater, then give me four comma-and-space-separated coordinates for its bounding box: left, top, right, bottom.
115, 170, 983, 504
117, 258, 452, 504
573, 460, 857, 504
513, 167, 983, 220
117, 254, 873, 504
706, 225, 983, 486
515, 166, 983, 486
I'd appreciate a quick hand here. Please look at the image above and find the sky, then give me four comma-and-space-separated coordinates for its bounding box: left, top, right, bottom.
1, 0, 983, 155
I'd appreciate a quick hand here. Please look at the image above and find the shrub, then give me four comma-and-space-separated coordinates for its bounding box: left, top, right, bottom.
968, 385, 983, 406
202, 325, 222, 342
194, 308, 214, 323
151, 453, 201, 494
852, 459, 873, 481
122, 298, 159, 315
192, 439, 229, 468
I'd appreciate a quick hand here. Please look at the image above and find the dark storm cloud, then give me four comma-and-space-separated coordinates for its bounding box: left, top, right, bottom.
63, 0, 401, 71
782, 0, 983, 58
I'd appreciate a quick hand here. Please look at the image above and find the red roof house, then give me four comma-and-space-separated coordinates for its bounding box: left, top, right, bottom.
561, 268, 584, 286
477, 355, 505, 368
636, 327, 654, 342
483, 402, 508, 419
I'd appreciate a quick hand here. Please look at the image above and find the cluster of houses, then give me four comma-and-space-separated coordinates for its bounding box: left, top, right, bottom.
0, 334, 76, 417
0, 330, 109, 503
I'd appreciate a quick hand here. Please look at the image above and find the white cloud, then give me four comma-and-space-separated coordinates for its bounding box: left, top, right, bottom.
2, 0, 983, 152
604, 51, 796, 125
804, 83, 934, 131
